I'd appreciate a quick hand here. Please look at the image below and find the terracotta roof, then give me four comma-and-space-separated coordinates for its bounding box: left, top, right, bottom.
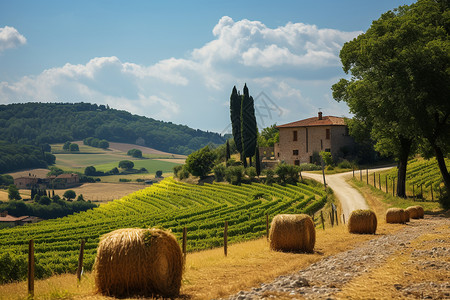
0, 214, 29, 222
277, 116, 346, 128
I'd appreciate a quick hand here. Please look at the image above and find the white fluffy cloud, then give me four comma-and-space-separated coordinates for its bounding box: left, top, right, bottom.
0, 26, 27, 52
0, 17, 361, 130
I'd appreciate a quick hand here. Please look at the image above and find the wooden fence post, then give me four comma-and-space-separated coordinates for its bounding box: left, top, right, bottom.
360, 169, 362, 181
393, 179, 395, 197
330, 212, 334, 227
373, 173, 376, 187
366, 169, 369, 184
266, 213, 269, 240
379, 174, 381, 190
28, 239, 34, 299
224, 221, 228, 257
76, 239, 85, 281
342, 214, 345, 224
320, 211, 325, 230
182, 227, 187, 261
352, 167, 354, 178
334, 209, 339, 226
385, 177, 388, 194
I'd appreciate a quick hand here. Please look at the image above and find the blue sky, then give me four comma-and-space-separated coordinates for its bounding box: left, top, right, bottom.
0, 0, 414, 133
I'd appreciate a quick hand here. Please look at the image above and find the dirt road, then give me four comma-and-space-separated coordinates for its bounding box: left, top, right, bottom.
303, 167, 393, 217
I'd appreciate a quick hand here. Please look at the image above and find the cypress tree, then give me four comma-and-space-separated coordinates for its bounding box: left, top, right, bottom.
255, 145, 261, 176
230, 86, 242, 155
242, 84, 257, 159
226, 140, 231, 162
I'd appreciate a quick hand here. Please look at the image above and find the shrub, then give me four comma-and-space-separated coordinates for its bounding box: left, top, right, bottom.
337, 159, 353, 169
37, 196, 52, 205
299, 163, 322, 171
173, 165, 183, 178
69, 143, 79, 152
213, 164, 226, 182
185, 146, 215, 179
119, 178, 131, 182
155, 170, 163, 178
63, 190, 76, 201
275, 163, 300, 185
320, 151, 333, 166
263, 169, 275, 185
245, 167, 257, 180
225, 166, 244, 185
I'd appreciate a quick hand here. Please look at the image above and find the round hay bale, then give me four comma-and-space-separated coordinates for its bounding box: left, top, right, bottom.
348, 209, 377, 234
94, 228, 183, 298
269, 214, 315, 253
405, 206, 420, 219
386, 208, 406, 224
403, 209, 410, 223
413, 205, 424, 218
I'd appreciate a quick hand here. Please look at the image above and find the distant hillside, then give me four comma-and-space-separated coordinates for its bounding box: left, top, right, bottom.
0, 103, 225, 155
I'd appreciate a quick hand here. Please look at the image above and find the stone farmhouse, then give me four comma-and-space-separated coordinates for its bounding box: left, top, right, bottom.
274, 112, 355, 165
14, 173, 80, 189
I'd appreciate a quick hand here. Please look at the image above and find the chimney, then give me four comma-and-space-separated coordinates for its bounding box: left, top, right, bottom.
318, 111, 323, 120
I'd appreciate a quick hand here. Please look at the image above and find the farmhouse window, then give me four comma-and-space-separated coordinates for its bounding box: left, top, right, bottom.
293, 130, 298, 141
325, 148, 331, 152
326, 129, 330, 139
293, 149, 299, 155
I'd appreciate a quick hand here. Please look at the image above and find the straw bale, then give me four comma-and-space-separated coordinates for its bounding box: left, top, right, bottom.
413, 205, 424, 218
348, 209, 377, 234
386, 208, 406, 224
94, 228, 183, 297
403, 209, 410, 223
269, 214, 315, 253
406, 206, 420, 219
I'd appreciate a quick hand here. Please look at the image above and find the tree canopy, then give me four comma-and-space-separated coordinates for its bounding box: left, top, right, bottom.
184, 146, 216, 179
332, 0, 450, 199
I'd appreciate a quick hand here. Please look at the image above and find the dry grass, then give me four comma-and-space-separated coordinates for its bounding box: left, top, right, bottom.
0, 224, 382, 300
55, 183, 146, 203
337, 225, 450, 299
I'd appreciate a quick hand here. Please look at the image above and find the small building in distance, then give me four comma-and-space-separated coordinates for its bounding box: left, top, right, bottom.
275, 112, 355, 165
0, 211, 42, 228
13, 173, 79, 189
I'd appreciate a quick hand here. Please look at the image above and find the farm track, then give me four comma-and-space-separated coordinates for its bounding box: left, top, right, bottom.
226, 215, 450, 299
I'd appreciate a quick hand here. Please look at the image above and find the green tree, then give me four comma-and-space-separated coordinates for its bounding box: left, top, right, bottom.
127, 149, 143, 158
37, 196, 51, 205
7, 185, 21, 201
230, 86, 242, 157
185, 146, 215, 179
63, 141, 71, 151
118, 160, 134, 170
332, 0, 450, 197
63, 190, 76, 201
98, 140, 109, 149
213, 164, 226, 182
155, 170, 163, 178
84, 166, 97, 176
320, 151, 333, 166
258, 124, 279, 147
69, 143, 79, 151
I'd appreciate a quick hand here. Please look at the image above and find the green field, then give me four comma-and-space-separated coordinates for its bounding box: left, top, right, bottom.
94, 158, 179, 173
0, 178, 327, 283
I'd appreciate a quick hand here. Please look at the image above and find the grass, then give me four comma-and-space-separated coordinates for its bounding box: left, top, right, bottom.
0, 224, 385, 300
350, 178, 442, 214
51, 143, 108, 154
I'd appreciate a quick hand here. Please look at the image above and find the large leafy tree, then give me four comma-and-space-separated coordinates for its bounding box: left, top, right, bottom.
185, 146, 216, 179
333, 0, 450, 198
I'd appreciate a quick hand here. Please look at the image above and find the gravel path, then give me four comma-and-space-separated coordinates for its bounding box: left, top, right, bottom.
226, 216, 450, 299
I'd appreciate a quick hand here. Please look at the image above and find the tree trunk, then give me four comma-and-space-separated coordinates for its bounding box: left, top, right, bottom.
396, 136, 412, 198
433, 144, 450, 194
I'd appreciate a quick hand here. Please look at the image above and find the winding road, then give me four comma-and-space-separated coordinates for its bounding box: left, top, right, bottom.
302, 167, 394, 217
